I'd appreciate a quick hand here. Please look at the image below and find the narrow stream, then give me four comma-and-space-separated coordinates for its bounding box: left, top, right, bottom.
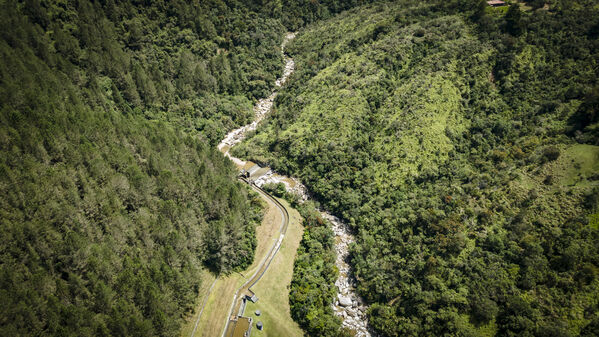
218, 32, 371, 337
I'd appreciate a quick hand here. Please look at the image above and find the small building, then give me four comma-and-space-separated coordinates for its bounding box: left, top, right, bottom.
245, 293, 258, 303
247, 164, 261, 177
256, 321, 263, 330
487, 0, 507, 6
255, 309, 261, 316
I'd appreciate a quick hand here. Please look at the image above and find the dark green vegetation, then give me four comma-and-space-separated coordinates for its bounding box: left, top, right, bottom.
0, 0, 295, 335
0, 0, 384, 335
233, 0, 599, 336
289, 202, 342, 336
262, 182, 347, 336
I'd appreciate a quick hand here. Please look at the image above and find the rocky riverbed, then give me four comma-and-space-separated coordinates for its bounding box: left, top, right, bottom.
253, 175, 371, 336
217, 32, 295, 156
324, 213, 371, 337
218, 31, 371, 337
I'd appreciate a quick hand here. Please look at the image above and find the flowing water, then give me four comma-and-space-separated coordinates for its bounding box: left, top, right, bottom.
217, 32, 371, 337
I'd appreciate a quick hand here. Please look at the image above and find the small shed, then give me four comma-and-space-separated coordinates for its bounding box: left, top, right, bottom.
256, 321, 263, 330
245, 294, 258, 303
255, 310, 261, 316
487, 0, 507, 6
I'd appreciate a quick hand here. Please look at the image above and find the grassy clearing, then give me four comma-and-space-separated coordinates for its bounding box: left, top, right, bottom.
245, 198, 304, 337
556, 144, 599, 187
507, 144, 599, 233
554, 144, 599, 229
180, 189, 284, 337
192, 277, 244, 337
180, 271, 217, 337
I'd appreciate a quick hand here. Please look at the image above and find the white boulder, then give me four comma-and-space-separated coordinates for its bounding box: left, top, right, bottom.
338, 295, 352, 307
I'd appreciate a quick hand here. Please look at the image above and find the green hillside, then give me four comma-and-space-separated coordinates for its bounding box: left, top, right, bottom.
233, 1, 599, 336
0, 0, 288, 335
0, 0, 391, 335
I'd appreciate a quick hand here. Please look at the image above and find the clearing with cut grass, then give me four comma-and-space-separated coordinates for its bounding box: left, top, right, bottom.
245, 198, 304, 337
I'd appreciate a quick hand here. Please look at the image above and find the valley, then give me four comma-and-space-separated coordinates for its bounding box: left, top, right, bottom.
217, 32, 372, 336
1, 1, 598, 337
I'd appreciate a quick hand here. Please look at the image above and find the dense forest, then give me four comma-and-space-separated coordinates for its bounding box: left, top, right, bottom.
0, 0, 383, 335
233, 0, 599, 336
0, 0, 292, 335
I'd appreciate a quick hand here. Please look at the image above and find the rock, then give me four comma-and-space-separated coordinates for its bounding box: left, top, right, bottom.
338, 295, 352, 307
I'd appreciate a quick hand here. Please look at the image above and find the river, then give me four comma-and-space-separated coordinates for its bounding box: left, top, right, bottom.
217, 32, 371, 337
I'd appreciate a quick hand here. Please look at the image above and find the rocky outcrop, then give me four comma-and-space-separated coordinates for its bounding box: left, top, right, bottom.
253, 171, 309, 201
338, 295, 352, 307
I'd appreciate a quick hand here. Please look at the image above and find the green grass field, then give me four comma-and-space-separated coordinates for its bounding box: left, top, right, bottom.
555, 144, 599, 187
244, 198, 304, 337
179, 271, 218, 337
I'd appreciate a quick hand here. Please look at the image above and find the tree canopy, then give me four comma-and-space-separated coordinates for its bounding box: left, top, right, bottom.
234, 1, 599, 335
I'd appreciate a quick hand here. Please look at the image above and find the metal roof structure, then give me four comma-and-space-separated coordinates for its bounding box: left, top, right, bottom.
487, 0, 507, 6
247, 164, 261, 176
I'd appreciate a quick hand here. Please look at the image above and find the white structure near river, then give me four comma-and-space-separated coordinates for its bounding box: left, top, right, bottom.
218, 32, 371, 337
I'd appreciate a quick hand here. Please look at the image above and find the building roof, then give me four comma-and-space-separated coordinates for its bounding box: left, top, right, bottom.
487, 0, 506, 5
252, 167, 270, 179
247, 164, 261, 176
242, 161, 257, 171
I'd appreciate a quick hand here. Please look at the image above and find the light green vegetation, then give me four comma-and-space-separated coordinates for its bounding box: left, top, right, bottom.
555, 145, 599, 186
233, 0, 599, 336
371, 73, 466, 187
